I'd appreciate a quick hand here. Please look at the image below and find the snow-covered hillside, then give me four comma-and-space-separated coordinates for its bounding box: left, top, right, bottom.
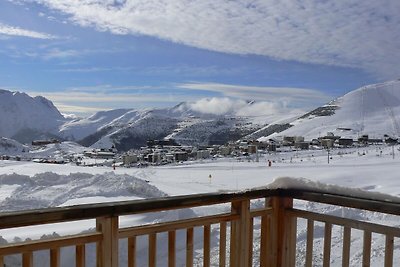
259, 80, 400, 140
0, 89, 67, 143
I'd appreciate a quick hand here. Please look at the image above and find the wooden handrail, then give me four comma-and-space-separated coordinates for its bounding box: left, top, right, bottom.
0, 187, 399, 229
0, 186, 399, 267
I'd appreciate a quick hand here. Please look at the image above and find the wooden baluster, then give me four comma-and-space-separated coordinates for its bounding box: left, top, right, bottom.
342, 227, 351, 267
384, 235, 394, 267
305, 219, 314, 267
362, 231, 372, 267
260, 199, 269, 267
149, 233, 157, 267
76, 244, 86, 267
323, 223, 332, 267
50, 248, 60, 267
248, 217, 254, 267
22, 252, 33, 267
0, 255, 4, 267
186, 228, 194, 267
204, 225, 211, 267
219, 221, 227, 267
168, 231, 176, 267
128, 237, 136, 267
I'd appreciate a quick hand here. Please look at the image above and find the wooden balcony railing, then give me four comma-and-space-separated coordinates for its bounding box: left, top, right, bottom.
0, 186, 399, 266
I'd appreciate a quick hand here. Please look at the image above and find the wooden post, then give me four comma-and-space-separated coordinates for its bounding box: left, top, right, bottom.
268, 196, 295, 267
230, 199, 251, 267
96, 216, 119, 267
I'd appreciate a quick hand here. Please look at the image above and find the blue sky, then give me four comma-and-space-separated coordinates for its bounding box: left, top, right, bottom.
0, 0, 399, 117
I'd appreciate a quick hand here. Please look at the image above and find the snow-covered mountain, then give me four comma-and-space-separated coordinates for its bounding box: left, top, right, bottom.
4, 80, 400, 150
258, 80, 400, 140
60, 102, 264, 151
0, 89, 67, 143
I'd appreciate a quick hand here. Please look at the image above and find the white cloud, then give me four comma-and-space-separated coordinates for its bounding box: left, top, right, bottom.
178, 82, 331, 106
0, 22, 56, 39
29, 0, 400, 79
190, 98, 247, 116
188, 97, 303, 123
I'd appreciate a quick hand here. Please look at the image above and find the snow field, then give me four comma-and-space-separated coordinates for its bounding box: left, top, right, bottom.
0, 144, 400, 265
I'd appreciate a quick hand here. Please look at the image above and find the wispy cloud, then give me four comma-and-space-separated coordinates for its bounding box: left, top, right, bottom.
26, 81, 329, 117
26, 89, 199, 116
28, 0, 400, 79
0, 22, 56, 39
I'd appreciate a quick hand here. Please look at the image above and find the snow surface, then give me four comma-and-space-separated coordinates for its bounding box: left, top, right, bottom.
0, 144, 400, 266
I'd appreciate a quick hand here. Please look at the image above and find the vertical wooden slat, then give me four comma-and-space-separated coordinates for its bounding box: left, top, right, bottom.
50, 248, 60, 267
204, 225, 211, 267
323, 222, 332, 267
96, 216, 119, 267
259, 212, 268, 267
384, 235, 394, 267
287, 215, 297, 267
305, 219, 314, 267
149, 233, 157, 267
362, 231, 372, 267
219, 222, 227, 267
186, 228, 194, 267
0, 256, 3, 267
342, 227, 351, 267
248, 217, 254, 267
128, 236, 136, 267
76, 244, 86, 267
22, 252, 33, 267
168, 231, 176, 267
229, 219, 237, 267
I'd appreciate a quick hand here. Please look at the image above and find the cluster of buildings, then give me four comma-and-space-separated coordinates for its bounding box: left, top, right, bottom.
76, 133, 400, 167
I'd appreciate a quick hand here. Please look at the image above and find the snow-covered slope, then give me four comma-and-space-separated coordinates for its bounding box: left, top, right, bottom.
0, 89, 67, 142
259, 80, 400, 140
